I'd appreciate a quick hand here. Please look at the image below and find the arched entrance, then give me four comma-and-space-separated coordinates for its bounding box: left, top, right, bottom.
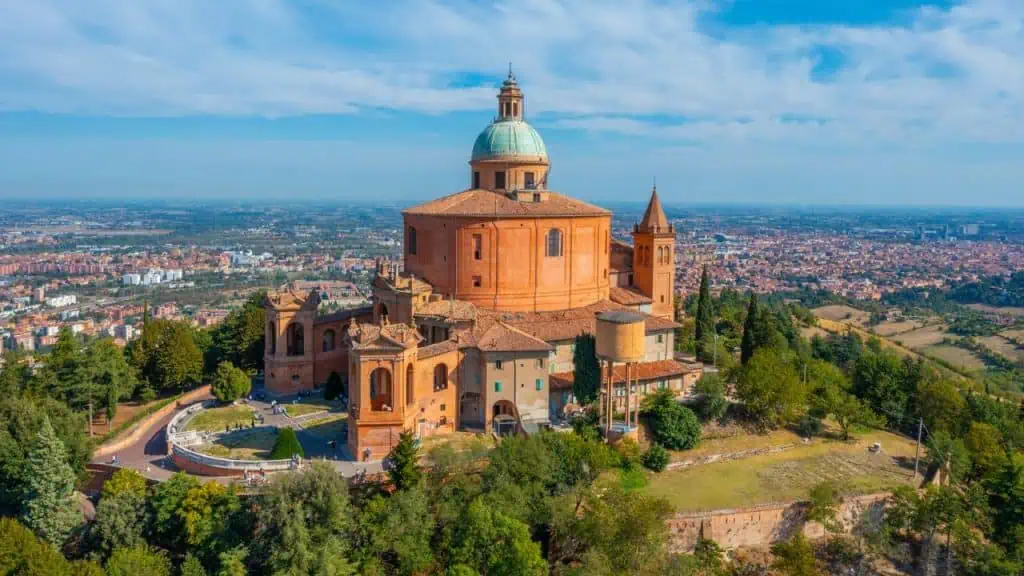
379, 304, 389, 324
369, 367, 393, 411
492, 400, 518, 436
286, 322, 304, 356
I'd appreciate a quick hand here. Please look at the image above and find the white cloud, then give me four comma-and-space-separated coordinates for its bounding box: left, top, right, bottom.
0, 0, 1022, 146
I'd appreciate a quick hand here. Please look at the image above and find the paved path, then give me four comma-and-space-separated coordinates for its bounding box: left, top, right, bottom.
93, 387, 382, 483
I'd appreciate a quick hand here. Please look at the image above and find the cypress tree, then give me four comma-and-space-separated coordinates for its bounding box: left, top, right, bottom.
387, 430, 422, 490
572, 333, 600, 405
695, 265, 714, 361
21, 418, 80, 547
740, 292, 759, 364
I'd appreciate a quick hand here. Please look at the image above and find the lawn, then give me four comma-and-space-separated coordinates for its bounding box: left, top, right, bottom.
873, 319, 923, 337
644, 429, 919, 512
302, 414, 348, 438
812, 305, 870, 326
284, 401, 343, 418
421, 431, 495, 461
194, 427, 279, 460
671, 427, 803, 461
922, 344, 986, 372
184, 405, 255, 433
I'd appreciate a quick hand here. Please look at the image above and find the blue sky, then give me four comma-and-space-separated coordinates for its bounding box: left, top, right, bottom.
0, 0, 1021, 206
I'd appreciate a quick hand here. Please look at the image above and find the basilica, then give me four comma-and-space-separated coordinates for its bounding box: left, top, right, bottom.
264, 70, 701, 460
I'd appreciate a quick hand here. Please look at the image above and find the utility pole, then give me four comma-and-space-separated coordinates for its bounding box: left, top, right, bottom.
913, 417, 923, 479
88, 401, 94, 438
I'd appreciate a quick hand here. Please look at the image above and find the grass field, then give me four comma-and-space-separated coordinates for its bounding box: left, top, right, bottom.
813, 305, 871, 326
922, 344, 986, 372
302, 414, 348, 438
967, 304, 1024, 317
644, 429, 919, 512
1002, 329, 1024, 341
284, 401, 342, 418
892, 323, 948, 349
670, 428, 802, 461
184, 405, 255, 433
800, 326, 830, 340
194, 427, 279, 460
979, 335, 1024, 363
421, 431, 495, 460
873, 319, 923, 337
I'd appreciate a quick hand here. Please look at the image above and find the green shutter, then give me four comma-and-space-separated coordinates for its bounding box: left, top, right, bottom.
535, 378, 543, 391
494, 381, 502, 392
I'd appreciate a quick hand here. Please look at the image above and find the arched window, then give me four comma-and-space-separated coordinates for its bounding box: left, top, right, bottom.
286, 323, 304, 357
433, 363, 448, 392
657, 246, 664, 264
408, 227, 417, 255
370, 368, 393, 411
268, 322, 276, 355
545, 229, 563, 257
322, 329, 336, 352
406, 364, 415, 407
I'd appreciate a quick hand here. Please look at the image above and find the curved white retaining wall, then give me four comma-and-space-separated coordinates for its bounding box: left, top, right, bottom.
167, 401, 299, 476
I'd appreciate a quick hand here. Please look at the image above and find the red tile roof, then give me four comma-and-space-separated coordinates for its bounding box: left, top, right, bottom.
403, 189, 610, 218
609, 286, 653, 306
549, 359, 698, 390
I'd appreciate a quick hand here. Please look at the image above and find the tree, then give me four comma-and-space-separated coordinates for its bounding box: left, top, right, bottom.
572, 333, 601, 405
20, 418, 80, 547
211, 362, 251, 403
695, 265, 715, 362
105, 546, 172, 576
927, 431, 970, 484
179, 482, 244, 562
693, 373, 728, 422
449, 499, 546, 576
852, 350, 910, 429
388, 430, 423, 491
325, 371, 344, 401
985, 454, 1024, 553
806, 482, 841, 534
91, 490, 149, 558
269, 428, 305, 460
207, 292, 266, 374
101, 468, 147, 500
640, 389, 701, 451
354, 488, 435, 575
964, 422, 1005, 479
740, 292, 759, 364
153, 322, 204, 391
252, 462, 355, 576
148, 472, 199, 552
809, 361, 878, 440
641, 444, 669, 472
217, 546, 248, 576
771, 533, 820, 576
180, 554, 208, 576
0, 517, 103, 575
735, 349, 807, 430
917, 379, 965, 435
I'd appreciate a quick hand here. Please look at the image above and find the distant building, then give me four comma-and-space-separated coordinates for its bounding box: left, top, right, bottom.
163, 269, 183, 282
32, 286, 45, 303
142, 270, 163, 286
45, 294, 77, 308
122, 273, 142, 286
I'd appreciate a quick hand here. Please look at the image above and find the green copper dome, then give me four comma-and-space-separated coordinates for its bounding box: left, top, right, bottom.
471, 120, 548, 161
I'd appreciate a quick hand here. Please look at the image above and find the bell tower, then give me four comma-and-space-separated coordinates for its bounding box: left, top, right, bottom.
632, 185, 675, 319
496, 64, 524, 121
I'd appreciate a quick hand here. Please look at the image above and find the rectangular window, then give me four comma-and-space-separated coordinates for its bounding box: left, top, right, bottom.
532, 193, 541, 203
536, 379, 543, 391
440, 404, 446, 411
657, 334, 664, 344
494, 381, 502, 392
495, 171, 506, 189
524, 172, 535, 189
535, 358, 544, 369
473, 171, 481, 189
473, 234, 482, 260
495, 360, 503, 370
472, 275, 482, 288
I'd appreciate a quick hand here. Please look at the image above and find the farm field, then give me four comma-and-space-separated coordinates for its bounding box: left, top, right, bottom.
979, 335, 1024, 363
194, 428, 279, 460
1002, 329, 1024, 341
184, 405, 255, 433
812, 305, 871, 326
800, 326, 830, 340
967, 304, 1024, 317
891, 323, 948, 349
922, 344, 986, 372
643, 429, 919, 512
873, 319, 923, 337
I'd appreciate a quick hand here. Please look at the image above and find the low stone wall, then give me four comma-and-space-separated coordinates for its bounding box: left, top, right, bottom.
170, 442, 298, 477
93, 385, 211, 460
667, 492, 890, 552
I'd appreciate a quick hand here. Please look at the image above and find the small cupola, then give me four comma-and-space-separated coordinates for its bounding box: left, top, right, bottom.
497, 64, 524, 121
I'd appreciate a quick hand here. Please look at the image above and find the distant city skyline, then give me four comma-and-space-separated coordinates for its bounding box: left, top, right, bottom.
1, 0, 1022, 206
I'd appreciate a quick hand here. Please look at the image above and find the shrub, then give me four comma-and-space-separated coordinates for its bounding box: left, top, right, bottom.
641, 389, 701, 451
269, 428, 304, 460
211, 361, 251, 403
615, 438, 643, 471
797, 414, 823, 438
324, 371, 344, 401
693, 373, 728, 422
641, 445, 670, 472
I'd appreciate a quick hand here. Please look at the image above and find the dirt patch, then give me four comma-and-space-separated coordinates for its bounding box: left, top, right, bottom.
922, 344, 986, 372
873, 319, 922, 337
978, 335, 1024, 363
967, 304, 1024, 317
893, 323, 947, 350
